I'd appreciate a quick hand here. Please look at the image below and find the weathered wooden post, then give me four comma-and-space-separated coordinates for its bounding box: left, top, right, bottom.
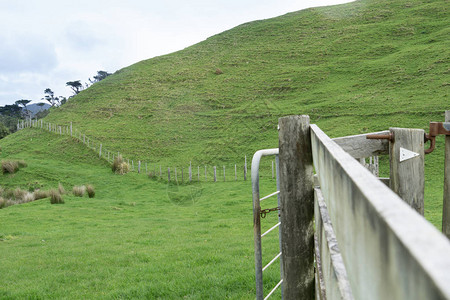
443, 111, 450, 238
138, 161, 141, 173
214, 166, 217, 182
278, 115, 315, 299
223, 166, 226, 182
389, 127, 425, 215
189, 162, 192, 182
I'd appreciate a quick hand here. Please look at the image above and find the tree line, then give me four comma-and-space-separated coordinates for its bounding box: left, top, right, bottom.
0, 70, 111, 139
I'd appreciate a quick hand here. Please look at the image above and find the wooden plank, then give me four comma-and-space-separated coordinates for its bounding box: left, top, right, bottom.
278, 115, 315, 299
443, 110, 450, 238
389, 128, 425, 215
333, 131, 389, 158
315, 187, 353, 300
311, 124, 450, 300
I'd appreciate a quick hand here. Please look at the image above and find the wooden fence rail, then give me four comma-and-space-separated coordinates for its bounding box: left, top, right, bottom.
276, 114, 450, 300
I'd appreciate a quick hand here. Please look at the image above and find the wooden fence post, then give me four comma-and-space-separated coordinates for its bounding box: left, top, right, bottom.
138, 161, 141, 173
223, 166, 226, 182
443, 111, 450, 238
278, 115, 315, 299
214, 166, 217, 182
189, 162, 192, 182
389, 127, 425, 215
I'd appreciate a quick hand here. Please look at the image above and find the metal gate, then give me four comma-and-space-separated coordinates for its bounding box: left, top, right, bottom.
251, 148, 283, 299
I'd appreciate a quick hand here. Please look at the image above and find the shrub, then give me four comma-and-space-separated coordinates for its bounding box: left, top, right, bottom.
33, 189, 49, 200
112, 156, 130, 175
58, 183, 66, 195
86, 185, 95, 198
49, 190, 64, 204
72, 185, 86, 197
1, 160, 19, 174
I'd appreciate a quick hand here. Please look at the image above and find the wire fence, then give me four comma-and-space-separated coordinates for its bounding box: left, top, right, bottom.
17, 118, 277, 183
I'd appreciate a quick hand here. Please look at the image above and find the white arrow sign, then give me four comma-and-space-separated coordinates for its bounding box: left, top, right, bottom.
400, 147, 420, 162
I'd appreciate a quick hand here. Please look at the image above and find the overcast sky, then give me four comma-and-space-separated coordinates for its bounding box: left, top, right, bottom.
0, 0, 354, 106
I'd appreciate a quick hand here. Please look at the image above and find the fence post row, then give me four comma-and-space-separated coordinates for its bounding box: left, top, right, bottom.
19, 119, 274, 182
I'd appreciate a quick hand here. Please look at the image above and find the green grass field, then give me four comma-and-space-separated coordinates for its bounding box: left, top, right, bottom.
1, 0, 449, 298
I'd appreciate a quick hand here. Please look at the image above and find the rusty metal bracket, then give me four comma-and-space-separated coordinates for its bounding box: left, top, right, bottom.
260, 207, 280, 218
425, 122, 450, 154
366, 132, 394, 142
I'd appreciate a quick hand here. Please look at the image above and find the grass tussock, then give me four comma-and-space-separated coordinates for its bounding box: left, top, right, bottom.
33, 190, 49, 200
72, 185, 86, 197
86, 185, 95, 198
58, 183, 66, 195
112, 155, 130, 175
49, 190, 64, 204
2, 160, 19, 174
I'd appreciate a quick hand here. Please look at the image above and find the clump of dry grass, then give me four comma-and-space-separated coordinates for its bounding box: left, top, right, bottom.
58, 183, 66, 195
112, 155, 130, 175
49, 189, 64, 204
33, 189, 49, 200
86, 185, 95, 198
13, 188, 27, 201
0, 197, 8, 209
72, 185, 86, 197
1, 160, 19, 174
22, 192, 35, 203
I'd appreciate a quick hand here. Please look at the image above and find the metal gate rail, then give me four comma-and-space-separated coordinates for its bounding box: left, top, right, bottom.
251, 148, 283, 300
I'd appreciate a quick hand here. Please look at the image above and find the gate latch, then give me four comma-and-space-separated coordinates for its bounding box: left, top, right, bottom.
260, 207, 280, 218
425, 122, 450, 154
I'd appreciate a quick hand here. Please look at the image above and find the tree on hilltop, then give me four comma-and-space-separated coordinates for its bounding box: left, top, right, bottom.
66, 80, 83, 95
89, 70, 111, 83
15, 99, 32, 117
42, 88, 61, 107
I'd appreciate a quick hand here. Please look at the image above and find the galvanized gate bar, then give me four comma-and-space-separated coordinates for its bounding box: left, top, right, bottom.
251, 148, 282, 300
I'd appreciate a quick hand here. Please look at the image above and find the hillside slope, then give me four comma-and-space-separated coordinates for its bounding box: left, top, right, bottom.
44, 0, 449, 165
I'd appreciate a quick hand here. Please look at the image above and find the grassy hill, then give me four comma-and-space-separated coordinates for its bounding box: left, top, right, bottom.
0, 0, 449, 298
43, 0, 449, 166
